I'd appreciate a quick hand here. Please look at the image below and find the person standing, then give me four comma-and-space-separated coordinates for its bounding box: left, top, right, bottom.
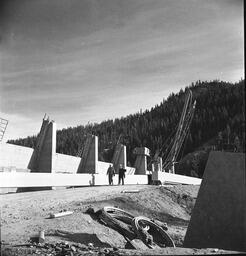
107, 164, 115, 185
118, 164, 126, 185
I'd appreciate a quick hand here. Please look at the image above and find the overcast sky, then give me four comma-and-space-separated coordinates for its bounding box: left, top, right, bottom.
0, 0, 244, 140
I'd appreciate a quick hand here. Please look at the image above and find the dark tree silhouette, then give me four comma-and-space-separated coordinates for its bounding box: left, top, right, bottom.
8, 79, 245, 176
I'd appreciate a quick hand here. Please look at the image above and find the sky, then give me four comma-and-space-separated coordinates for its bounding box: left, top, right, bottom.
0, 0, 244, 141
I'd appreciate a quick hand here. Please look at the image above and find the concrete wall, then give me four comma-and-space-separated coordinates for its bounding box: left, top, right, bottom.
0, 172, 148, 187
97, 162, 136, 175
0, 142, 33, 169
126, 166, 135, 175
53, 153, 80, 173
97, 161, 111, 175
152, 171, 201, 185
184, 152, 246, 251
0, 173, 94, 187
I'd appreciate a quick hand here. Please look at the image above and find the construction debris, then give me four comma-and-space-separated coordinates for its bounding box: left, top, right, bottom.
49, 210, 73, 219
125, 238, 149, 250
88, 206, 175, 249
38, 230, 45, 243
121, 190, 140, 193
2, 241, 244, 256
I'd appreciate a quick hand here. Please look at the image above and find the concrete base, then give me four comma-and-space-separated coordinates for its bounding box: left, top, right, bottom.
184, 151, 246, 251
134, 147, 150, 175
0, 173, 147, 188
152, 171, 201, 185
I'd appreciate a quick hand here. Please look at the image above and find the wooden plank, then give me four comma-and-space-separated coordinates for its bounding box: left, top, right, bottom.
49, 211, 73, 218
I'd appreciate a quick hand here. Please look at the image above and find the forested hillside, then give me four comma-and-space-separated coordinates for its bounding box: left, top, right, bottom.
8, 80, 245, 176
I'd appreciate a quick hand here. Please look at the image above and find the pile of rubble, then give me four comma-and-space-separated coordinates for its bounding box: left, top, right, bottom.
2, 241, 118, 256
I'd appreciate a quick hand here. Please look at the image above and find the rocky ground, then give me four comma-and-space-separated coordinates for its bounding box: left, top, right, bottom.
0, 184, 241, 255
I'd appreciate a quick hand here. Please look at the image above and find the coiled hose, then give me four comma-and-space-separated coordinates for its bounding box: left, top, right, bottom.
98, 206, 175, 248
132, 216, 175, 248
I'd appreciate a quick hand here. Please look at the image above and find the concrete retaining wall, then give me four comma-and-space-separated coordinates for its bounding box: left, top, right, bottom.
184, 151, 246, 251
0, 172, 148, 187
0, 173, 94, 187
0, 143, 33, 169
152, 171, 201, 185
53, 153, 80, 173
1, 142, 200, 189
97, 161, 111, 175
126, 167, 135, 175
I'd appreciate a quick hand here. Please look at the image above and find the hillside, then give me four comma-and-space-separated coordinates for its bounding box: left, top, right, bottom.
8, 79, 245, 177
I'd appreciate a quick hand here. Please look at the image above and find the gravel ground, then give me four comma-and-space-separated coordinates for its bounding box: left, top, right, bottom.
2, 184, 238, 255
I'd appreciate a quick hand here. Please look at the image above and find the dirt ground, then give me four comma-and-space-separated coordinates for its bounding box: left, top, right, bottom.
0, 184, 241, 255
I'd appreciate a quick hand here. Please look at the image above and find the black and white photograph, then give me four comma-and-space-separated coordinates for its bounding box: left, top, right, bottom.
0, 0, 245, 255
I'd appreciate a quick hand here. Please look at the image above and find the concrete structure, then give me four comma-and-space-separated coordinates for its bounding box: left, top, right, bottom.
184, 151, 246, 251
134, 147, 150, 174
53, 153, 80, 173
97, 160, 113, 175
152, 156, 162, 172
0, 143, 33, 169
0, 173, 148, 188
151, 156, 201, 185
152, 170, 201, 185
112, 143, 127, 172
28, 118, 56, 173
0, 117, 204, 191
77, 134, 98, 174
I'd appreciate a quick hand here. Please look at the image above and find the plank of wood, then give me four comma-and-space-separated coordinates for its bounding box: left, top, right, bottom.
49, 211, 73, 218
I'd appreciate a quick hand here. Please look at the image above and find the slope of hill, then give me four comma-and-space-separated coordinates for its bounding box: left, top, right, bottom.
8, 79, 245, 177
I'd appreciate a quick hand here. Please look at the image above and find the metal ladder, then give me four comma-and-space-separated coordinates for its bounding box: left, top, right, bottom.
0, 117, 9, 142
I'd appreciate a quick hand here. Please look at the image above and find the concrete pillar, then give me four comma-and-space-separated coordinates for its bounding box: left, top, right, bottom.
28, 119, 56, 173
112, 144, 127, 173
133, 147, 150, 175
19, 118, 56, 192
77, 135, 98, 174
152, 156, 162, 182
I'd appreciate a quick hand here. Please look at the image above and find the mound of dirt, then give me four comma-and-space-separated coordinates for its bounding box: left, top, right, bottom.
1, 184, 200, 254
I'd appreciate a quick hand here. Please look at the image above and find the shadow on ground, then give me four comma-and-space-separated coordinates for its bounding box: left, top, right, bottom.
49, 230, 111, 247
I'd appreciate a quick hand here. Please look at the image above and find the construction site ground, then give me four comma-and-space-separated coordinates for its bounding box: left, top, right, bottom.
0, 184, 241, 255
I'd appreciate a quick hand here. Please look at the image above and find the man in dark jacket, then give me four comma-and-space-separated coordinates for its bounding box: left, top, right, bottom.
118, 164, 126, 185
107, 164, 115, 185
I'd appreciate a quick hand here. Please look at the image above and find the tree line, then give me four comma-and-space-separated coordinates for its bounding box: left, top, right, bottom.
8, 79, 245, 176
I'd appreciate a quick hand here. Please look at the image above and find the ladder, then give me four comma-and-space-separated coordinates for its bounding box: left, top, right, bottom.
0, 118, 9, 142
